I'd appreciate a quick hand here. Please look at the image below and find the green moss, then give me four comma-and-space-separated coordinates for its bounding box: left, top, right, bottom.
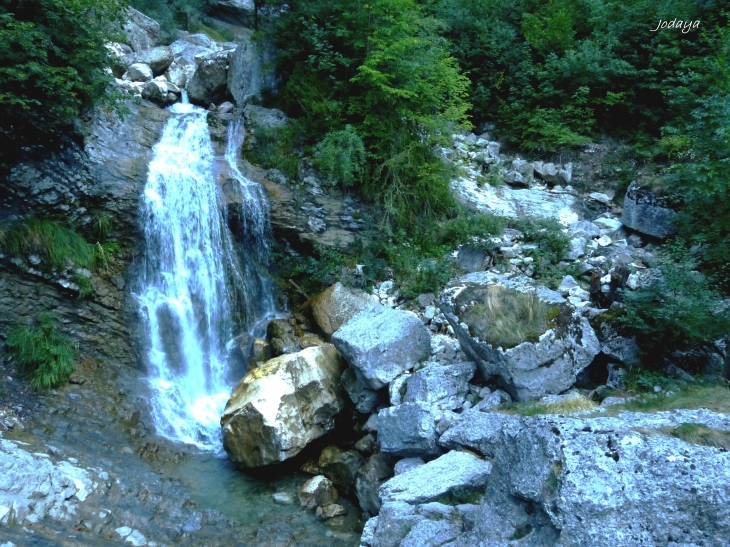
6, 316, 78, 391
590, 307, 625, 328
456, 285, 558, 349
433, 487, 484, 506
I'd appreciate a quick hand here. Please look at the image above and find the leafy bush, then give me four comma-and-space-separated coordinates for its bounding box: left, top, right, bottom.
314, 125, 366, 188
6, 317, 78, 391
457, 285, 559, 348
430, 0, 725, 151
619, 254, 730, 366
0, 0, 127, 149
243, 125, 300, 179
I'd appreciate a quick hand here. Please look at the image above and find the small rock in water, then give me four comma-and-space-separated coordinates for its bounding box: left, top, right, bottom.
273, 492, 295, 505
316, 503, 347, 521
299, 475, 338, 510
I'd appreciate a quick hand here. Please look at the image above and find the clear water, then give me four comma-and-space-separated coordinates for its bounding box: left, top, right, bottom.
136, 94, 275, 452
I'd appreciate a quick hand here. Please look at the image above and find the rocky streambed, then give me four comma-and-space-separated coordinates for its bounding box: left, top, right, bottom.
0, 350, 362, 547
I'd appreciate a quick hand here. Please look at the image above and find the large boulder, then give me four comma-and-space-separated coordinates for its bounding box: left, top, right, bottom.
332, 307, 431, 390
140, 80, 168, 104
402, 361, 477, 411
362, 502, 466, 547
377, 402, 440, 458
123, 8, 159, 53
187, 59, 228, 105
621, 181, 678, 238
307, 282, 377, 337
243, 104, 288, 130
221, 345, 345, 467
227, 32, 278, 105
123, 62, 153, 82
130, 46, 174, 76
435, 408, 730, 547
209, 0, 255, 26
441, 273, 600, 402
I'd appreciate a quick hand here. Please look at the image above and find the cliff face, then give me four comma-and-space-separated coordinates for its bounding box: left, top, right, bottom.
0, 103, 171, 369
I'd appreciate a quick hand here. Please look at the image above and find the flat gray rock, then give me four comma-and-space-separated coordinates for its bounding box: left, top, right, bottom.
380, 451, 491, 505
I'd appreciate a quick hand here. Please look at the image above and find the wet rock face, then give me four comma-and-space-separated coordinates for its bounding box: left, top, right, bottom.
0, 102, 169, 368
228, 34, 278, 104
187, 59, 229, 105
221, 345, 346, 468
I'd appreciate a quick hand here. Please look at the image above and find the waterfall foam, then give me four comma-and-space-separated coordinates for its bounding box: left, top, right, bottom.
136, 101, 275, 452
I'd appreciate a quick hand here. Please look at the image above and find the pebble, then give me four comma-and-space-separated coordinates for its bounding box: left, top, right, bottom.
273, 492, 295, 505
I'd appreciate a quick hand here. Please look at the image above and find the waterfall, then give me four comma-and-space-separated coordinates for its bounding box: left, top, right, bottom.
136, 96, 274, 452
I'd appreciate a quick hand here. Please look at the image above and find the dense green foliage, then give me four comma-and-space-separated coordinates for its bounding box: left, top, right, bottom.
428, 0, 726, 150
265, 0, 471, 227
7, 316, 78, 390
0, 0, 127, 148
314, 125, 367, 189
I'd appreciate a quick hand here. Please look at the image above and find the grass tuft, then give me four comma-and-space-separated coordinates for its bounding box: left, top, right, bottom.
660, 423, 730, 450
6, 316, 78, 391
503, 394, 597, 416
457, 285, 559, 349
621, 384, 730, 415
0, 218, 95, 270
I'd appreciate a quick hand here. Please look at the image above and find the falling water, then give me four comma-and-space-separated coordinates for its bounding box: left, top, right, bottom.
136, 95, 274, 451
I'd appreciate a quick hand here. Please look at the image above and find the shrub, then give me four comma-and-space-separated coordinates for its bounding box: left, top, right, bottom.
6, 317, 78, 391
457, 285, 559, 349
0, 0, 127, 149
619, 254, 730, 366
313, 125, 366, 188
244, 125, 300, 180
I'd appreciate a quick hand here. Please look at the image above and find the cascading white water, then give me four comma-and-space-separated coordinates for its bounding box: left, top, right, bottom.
136, 95, 274, 452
